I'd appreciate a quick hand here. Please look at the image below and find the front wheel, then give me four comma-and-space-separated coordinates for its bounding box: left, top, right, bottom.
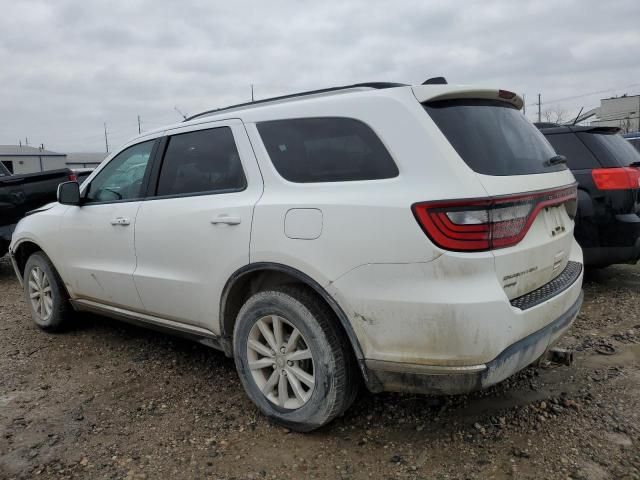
233, 287, 359, 432
23, 252, 73, 331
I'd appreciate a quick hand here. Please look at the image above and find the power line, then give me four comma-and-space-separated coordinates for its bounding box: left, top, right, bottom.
527, 83, 640, 107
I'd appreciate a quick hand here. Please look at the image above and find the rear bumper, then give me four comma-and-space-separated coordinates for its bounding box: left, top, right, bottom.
582, 234, 640, 267
365, 291, 583, 395
580, 213, 640, 266
0, 224, 16, 255
0, 223, 16, 242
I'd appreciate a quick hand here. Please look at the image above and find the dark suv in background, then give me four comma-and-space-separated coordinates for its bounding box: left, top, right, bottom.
623, 132, 640, 153
536, 124, 640, 267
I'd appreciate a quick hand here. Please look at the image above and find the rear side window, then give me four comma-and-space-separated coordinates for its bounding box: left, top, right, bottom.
156, 127, 246, 197
257, 117, 399, 183
425, 99, 564, 176
544, 133, 601, 169
578, 132, 640, 167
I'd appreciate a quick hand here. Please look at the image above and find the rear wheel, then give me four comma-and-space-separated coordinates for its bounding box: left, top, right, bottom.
233, 287, 359, 432
23, 252, 73, 331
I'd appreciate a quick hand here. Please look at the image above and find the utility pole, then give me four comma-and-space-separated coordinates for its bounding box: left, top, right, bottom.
522, 94, 526, 115
25, 137, 29, 146
138, 115, 142, 134
251, 84, 254, 102
104, 122, 109, 153
537, 93, 542, 123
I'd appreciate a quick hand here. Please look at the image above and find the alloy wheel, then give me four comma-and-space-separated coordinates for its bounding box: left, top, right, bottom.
28, 266, 53, 322
246, 315, 315, 409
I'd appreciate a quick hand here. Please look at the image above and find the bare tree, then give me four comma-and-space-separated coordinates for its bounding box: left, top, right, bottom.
619, 117, 632, 134
542, 106, 568, 124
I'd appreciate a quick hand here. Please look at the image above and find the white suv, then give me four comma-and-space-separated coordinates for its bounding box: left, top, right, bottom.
9, 82, 584, 431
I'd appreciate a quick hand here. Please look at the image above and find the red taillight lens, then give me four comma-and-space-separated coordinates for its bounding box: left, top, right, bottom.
412, 185, 577, 252
68, 172, 78, 182
592, 167, 640, 190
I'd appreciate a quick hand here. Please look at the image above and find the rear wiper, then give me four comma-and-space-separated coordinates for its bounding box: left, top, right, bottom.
546, 155, 567, 166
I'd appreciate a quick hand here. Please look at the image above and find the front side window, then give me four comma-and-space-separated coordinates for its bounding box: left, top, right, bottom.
256, 117, 399, 183
156, 127, 246, 197
85, 140, 154, 203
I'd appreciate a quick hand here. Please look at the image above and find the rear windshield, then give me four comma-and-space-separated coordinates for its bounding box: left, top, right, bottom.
578, 132, 640, 167
544, 133, 601, 170
424, 99, 565, 176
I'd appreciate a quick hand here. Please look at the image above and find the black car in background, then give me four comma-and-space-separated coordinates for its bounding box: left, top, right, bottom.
623, 132, 640, 153
0, 162, 76, 257
536, 124, 640, 267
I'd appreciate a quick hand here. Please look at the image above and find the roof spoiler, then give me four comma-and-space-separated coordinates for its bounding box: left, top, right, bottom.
413, 86, 524, 110
422, 77, 447, 85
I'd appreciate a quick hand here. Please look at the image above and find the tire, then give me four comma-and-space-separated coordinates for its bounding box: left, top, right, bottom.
233, 286, 359, 432
23, 252, 73, 332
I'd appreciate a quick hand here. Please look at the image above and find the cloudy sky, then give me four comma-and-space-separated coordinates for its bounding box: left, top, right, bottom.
2, 0, 639, 153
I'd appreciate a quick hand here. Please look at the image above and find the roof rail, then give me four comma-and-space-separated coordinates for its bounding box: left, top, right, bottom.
184, 82, 407, 122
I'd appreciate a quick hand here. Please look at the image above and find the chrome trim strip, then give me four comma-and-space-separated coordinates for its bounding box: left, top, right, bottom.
365, 359, 487, 375
70, 299, 221, 349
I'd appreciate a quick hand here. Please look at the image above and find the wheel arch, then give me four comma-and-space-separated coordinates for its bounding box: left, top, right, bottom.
219, 263, 365, 365
12, 239, 47, 280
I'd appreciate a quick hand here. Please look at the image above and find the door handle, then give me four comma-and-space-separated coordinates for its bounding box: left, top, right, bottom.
110, 217, 130, 226
211, 215, 241, 225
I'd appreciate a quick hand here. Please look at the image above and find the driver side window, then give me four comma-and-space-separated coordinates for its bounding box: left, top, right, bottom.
85, 140, 155, 203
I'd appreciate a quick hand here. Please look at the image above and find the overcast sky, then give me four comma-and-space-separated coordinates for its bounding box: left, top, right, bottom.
2, 0, 639, 153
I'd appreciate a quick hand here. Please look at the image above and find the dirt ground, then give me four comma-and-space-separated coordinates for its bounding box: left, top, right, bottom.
0, 255, 638, 480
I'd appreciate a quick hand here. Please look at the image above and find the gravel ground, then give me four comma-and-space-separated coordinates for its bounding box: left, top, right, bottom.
1, 255, 639, 479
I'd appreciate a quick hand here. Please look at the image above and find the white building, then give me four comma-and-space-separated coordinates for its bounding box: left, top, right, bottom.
0, 145, 66, 174
65, 152, 108, 169
592, 94, 640, 133
575, 94, 640, 132
0, 146, 108, 174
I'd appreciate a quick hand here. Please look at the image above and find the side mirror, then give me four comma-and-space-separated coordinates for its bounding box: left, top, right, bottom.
57, 181, 81, 206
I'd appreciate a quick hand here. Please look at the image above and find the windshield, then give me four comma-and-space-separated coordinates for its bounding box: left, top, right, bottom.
578, 132, 640, 167
424, 99, 565, 176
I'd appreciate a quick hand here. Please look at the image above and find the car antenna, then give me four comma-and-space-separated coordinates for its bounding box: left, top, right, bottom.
174, 106, 188, 120
572, 107, 584, 125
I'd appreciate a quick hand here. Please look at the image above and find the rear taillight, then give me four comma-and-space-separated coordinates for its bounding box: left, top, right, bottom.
412, 185, 577, 252
591, 167, 640, 190
68, 172, 78, 182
